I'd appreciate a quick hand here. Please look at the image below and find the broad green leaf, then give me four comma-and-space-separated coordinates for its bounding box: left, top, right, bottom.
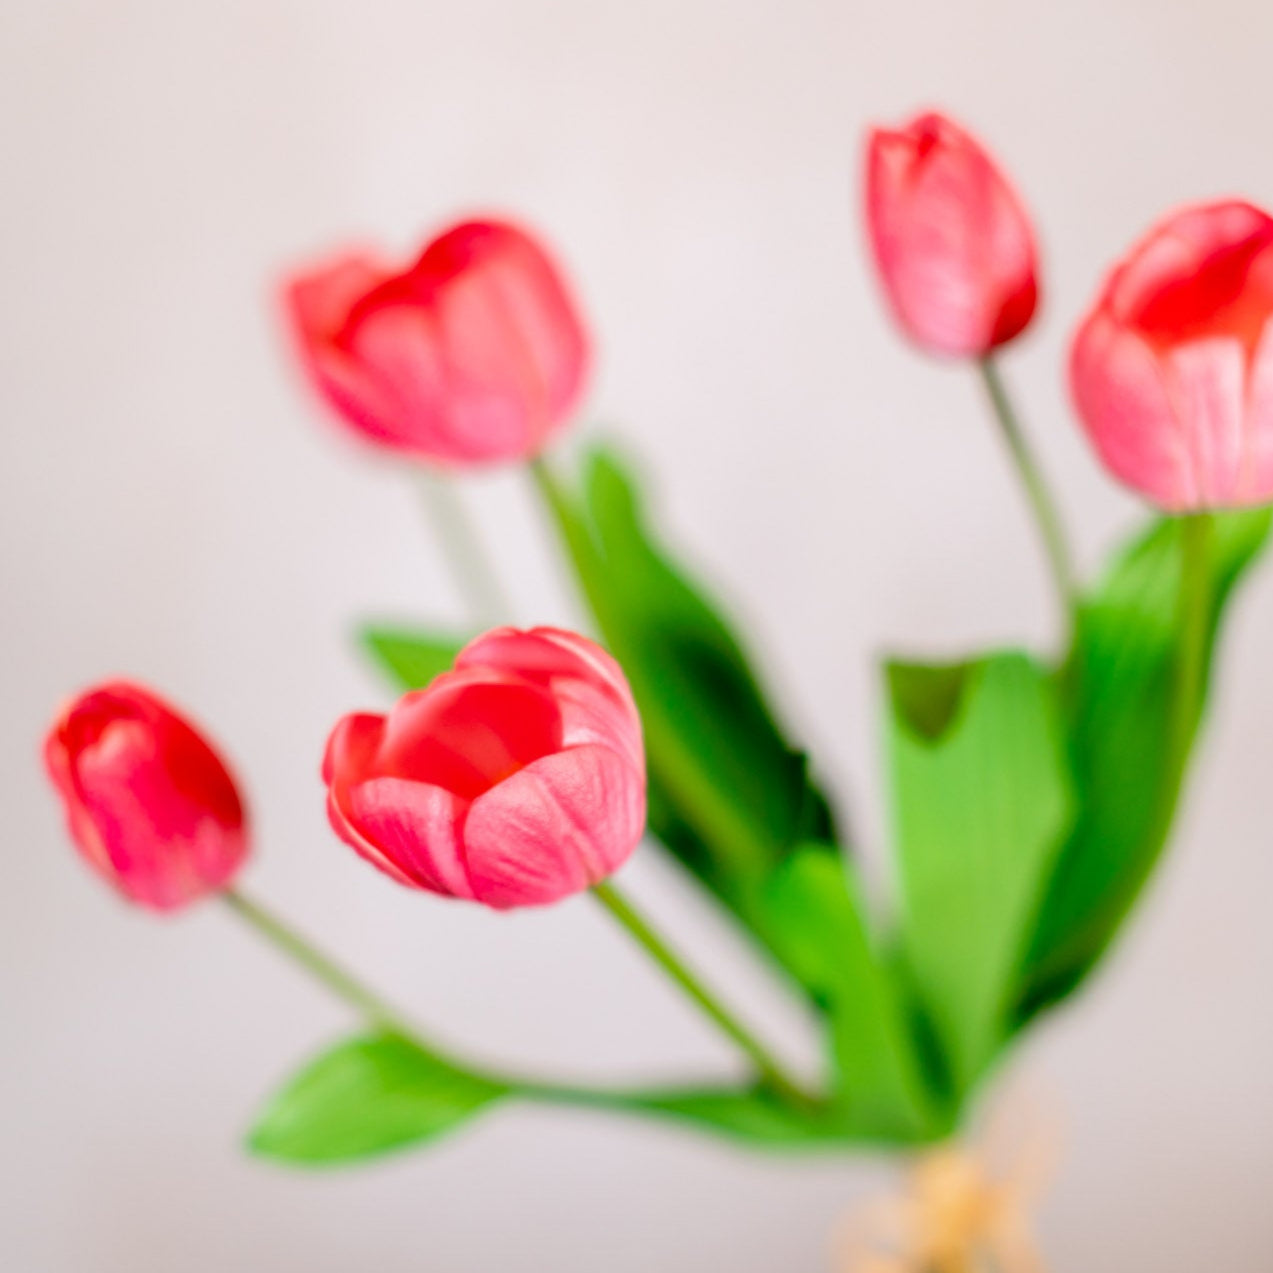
536, 446, 840, 994
580, 447, 839, 886
888, 653, 1072, 1096
1017, 509, 1271, 1020
248, 1033, 507, 1164
764, 847, 942, 1141
359, 626, 468, 692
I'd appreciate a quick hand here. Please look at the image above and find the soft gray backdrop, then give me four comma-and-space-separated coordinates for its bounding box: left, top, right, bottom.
4, 1, 1271, 1269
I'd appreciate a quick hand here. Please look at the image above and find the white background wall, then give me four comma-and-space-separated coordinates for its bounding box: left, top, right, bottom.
4, 1, 1272, 1268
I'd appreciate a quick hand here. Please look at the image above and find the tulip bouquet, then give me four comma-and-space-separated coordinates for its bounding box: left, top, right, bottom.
43, 108, 1273, 1263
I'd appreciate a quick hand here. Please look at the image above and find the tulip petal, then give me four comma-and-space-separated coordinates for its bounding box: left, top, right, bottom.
1164, 337, 1247, 506
345, 300, 498, 458
284, 254, 423, 452
1071, 312, 1196, 509
1241, 317, 1273, 505
340, 777, 474, 899
43, 728, 116, 883
75, 721, 208, 909
287, 252, 389, 337
462, 744, 645, 908
1072, 200, 1273, 509
322, 711, 385, 788
457, 626, 625, 697
422, 221, 588, 453
430, 269, 553, 460
375, 672, 563, 800
1106, 223, 1205, 324
456, 627, 643, 772
1114, 201, 1273, 332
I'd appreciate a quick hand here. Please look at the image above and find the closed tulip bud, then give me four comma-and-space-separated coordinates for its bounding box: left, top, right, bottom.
323, 627, 646, 909
283, 218, 589, 466
43, 682, 249, 912
1071, 200, 1273, 511
865, 111, 1040, 358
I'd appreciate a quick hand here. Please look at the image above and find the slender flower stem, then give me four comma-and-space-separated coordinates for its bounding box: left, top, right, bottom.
418, 470, 512, 628
415, 457, 814, 1108
220, 887, 420, 1039
222, 885, 815, 1116
1167, 512, 1213, 784
531, 454, 816, 1101
527, 455, 569, 539
977, 358, 1078, 631
591, 879, 819, 1110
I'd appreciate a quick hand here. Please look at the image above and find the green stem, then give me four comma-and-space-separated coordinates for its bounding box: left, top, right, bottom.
223, 884, 819, 1128
978, 358, 1077, 634
221, 887, 786, 1114
531, 453, 819, 1105
1166, 512, 1213, 791
527, 454, 591, 586
221, 887, 421, 1039
591, 879, 818, 1110
418, 470, 511, 628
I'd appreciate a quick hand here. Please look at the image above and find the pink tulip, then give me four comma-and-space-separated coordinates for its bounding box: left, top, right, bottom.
865, 111, 1039, 357
44, 682, 249, 911
1071, 200, 1273, 510
282, 218, 589, 466
323, 627, 646, 908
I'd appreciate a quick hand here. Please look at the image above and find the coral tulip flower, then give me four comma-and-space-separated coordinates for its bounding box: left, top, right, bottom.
1071, 199, 1273, 510
865, 111, 1040, 357
44, 682, 249, 911
323, 628, 646, 909
283, 218, 589, 465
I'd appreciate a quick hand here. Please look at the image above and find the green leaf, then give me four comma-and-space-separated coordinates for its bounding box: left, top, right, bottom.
763, 847, 942, 1141
536, 446, 840, 994
1017, 508, 1271, 1020
248, 1033, 507, 1164
581, 447, 839, 880
887, 653, 1073, 1096
612, 1085, 854, 1147
359, 626, 468, 692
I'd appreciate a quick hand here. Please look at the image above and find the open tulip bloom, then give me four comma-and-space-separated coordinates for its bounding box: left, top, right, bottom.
284, 218, 589, 466
41, 123, 1273, 1259
323, 627, 647, 909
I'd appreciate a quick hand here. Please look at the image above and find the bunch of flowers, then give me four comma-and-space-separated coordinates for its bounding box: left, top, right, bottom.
43, 108, 1273, 1260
